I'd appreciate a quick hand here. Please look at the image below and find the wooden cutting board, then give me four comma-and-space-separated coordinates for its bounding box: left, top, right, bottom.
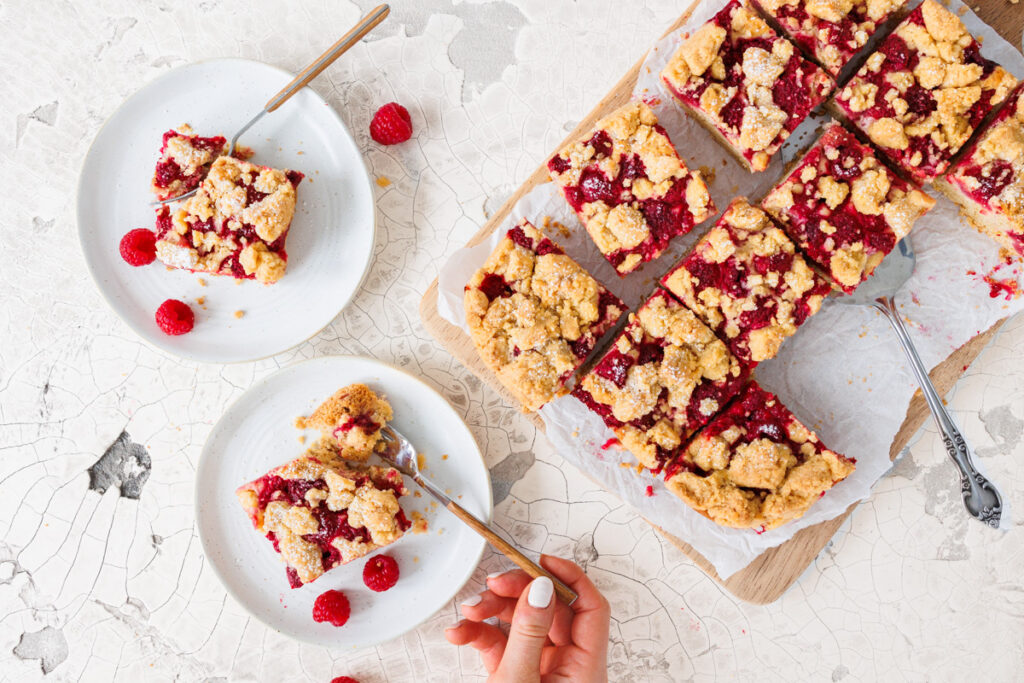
419, 0, 1024, 604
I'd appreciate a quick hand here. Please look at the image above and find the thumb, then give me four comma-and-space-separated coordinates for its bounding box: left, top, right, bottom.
494, 576, 556, 683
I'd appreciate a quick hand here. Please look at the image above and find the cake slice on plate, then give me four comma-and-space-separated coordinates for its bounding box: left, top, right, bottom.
237, 454, 411, 588
154, 155, 303, 284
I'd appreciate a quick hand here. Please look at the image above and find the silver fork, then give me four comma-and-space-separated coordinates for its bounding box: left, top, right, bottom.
836, 238, 1002, 527
379, 426, 578, 605
152, 4, 390, 206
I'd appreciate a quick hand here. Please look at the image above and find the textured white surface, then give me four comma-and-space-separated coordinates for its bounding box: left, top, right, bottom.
1, 1, 1023, 681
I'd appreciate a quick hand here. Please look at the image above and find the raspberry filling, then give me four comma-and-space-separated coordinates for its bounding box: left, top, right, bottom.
153, 129, 226, 192
961, 160, 1015, 205
337, 413, 381, 434
251, 472, 410, 586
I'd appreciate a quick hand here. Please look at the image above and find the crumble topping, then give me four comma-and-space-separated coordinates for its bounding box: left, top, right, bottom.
661, 0, 834, 172
573, 290, 748, 472
834, 0, 1018, 183
661, 198, 831, 363
301, 384, 393, 462
664, 382, 856, 530
465, 220, 624, 411
762, 123, 935, 292
154, 156, 302, 284
547, 101, 713, 274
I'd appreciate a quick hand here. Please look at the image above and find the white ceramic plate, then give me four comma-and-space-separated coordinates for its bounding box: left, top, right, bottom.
196, 356, 492, 648
77, 58, 375, 363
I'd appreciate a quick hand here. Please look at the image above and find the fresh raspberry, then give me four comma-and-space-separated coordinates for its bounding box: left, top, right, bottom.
155, 299, 195, 336
369, 102, 413, 145
119, 228, 157, 266
312, 589, 351, 627
330, 678, 360, 683
362, 554, 400, 592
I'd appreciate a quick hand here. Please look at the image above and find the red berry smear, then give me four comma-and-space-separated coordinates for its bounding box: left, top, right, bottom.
370, 103, 413, 145
155, 299, 195, 336
119, 228, 157, 266
363, 554, 400, 592
313, 589, 351, 627
331, 678, 360, 683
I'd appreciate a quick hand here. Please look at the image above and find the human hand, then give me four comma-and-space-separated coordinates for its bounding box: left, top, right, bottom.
444, 555, 610, 682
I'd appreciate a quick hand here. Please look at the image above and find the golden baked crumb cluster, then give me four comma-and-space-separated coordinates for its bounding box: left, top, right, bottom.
833, 0, 1017, 183
547, 101, 714, 274
299, 383, 394, 462
664, 382, 856, 530
464, 220, 624, 411
762, 123, 935, 292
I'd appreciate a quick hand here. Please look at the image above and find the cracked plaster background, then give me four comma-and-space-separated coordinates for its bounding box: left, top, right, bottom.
1, 0, 1022, 680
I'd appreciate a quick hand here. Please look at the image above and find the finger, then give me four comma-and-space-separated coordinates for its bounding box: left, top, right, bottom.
495, 576, 557, 682
539, 555, 610, 653
547, 602, 574, 647
485, 569, 532, 598
489, 569, 575, 639
444, 619, 507, 674
459, 590, 517, 622
539, 556, 608, 614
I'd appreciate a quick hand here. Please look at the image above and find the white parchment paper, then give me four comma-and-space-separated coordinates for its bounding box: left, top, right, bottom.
438, 0, 1024, 579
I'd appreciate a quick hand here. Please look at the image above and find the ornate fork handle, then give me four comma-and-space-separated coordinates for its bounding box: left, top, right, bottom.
873, 295, 1003, 528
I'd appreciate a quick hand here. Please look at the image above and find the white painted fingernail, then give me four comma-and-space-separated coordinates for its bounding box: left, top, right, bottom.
486, 571, 504, 580
461, 594, 482, 607
527, 577, 554, 609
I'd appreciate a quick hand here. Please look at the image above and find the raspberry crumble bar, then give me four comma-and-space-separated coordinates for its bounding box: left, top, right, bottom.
661, 198, 831, 364
573, 289, 749, 473
937, 84, 1024, 258
665, 381, 855, 530
236, 455, 411, 588
547, 101, 714, 275
762, 123, 935, 292
154, 156, 304, 284
832, 0, 1018, 185
464, 220, 625, 411
751, 0, 906, 78
660, 0, 834, 172
150, 125, 227, 201
298, 384, 393, 463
